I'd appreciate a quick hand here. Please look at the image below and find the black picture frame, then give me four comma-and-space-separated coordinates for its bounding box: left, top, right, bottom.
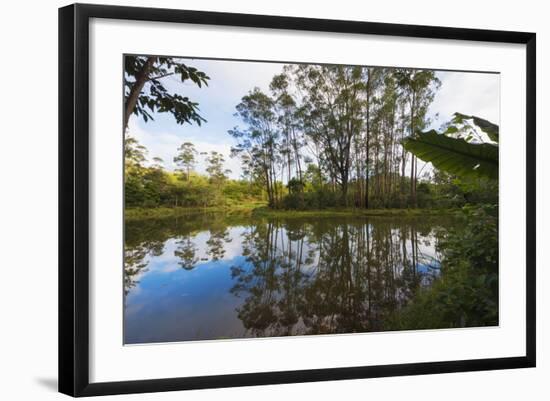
58, 3, 536, 397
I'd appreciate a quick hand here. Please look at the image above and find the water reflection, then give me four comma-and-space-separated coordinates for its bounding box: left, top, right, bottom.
124, 213, 448, 343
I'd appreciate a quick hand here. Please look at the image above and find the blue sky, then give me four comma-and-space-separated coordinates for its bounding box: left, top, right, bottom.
127, 58, 500, 179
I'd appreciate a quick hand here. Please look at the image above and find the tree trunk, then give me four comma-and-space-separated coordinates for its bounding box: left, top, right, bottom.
409, 95, 416, 207
364, 75, 371, 209
124, 57, 156, 131
287, 129, 292, 189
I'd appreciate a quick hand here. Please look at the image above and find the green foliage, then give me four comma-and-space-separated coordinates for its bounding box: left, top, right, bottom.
124, 55, 210, 128
205, 151, 231, 185
303, 164, 325, 190
441, 204, 498, 271
229, 88, 281, 207
452, 112, 499, 143
287, 178, 304, 194
292, 64, 366, 204
173, 142, 197, 180
282, 190, 339, 210
125, 59, 498, 214
394, 69, 441, 130
395, 113, 499, 328
125, 137, 264, 209
403, 129, 498, 180
125, 167, 264, 209
124, 136, 147, 164
223, 180, 264, 205
387, 205, 498, 329
403, 113, 499, 180
404, 171, 499, 209
230, 65, 446, 210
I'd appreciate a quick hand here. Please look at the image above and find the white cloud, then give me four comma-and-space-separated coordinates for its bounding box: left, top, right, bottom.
127, 58, 286, 180
129, 60, 499, 182
128, 118, 244, 179
428, 71, 500, 129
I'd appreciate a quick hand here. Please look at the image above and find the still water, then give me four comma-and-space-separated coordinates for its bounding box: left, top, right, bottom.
124, 213, 458, 344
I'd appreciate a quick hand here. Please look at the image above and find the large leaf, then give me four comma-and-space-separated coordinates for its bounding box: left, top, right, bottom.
452, 113, 499, 143
403, 130, 498, 180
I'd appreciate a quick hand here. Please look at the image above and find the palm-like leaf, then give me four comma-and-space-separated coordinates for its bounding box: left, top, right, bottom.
403, 130, 498, 180
452, 113, 499, 143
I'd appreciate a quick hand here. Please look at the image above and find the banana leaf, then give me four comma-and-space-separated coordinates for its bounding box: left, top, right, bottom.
403, 130, 498, 180
452, 113, 499, 143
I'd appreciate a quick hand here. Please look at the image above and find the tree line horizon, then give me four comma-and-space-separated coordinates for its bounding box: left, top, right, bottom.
124, 56, 497, 210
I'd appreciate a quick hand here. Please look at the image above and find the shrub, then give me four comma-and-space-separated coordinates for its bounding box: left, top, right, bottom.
386, 205, 498, 330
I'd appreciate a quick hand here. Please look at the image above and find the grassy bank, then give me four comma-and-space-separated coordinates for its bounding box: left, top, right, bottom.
126, 203, 460, 221
250, 207, 461, 218
125, 204, 265, 221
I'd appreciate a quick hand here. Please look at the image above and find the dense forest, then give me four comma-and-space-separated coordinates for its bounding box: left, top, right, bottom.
125, 138, 264, 208
124, 58, 497, 212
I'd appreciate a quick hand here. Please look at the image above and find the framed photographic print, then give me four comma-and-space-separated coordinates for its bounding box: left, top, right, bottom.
58, 3, 536, 397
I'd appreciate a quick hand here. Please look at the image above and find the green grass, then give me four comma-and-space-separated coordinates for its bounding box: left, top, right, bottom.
250, 206, 460, 218
126, 203, 460, 221
125, 201, 266, 221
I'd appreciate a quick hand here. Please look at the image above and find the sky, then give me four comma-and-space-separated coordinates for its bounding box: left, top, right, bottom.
127, 58, 500, 179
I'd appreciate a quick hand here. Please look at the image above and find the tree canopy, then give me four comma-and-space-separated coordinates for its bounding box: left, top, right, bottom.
124, 56, 210, 130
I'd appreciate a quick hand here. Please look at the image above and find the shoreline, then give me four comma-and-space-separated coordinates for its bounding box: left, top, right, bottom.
125, 205, 461, 221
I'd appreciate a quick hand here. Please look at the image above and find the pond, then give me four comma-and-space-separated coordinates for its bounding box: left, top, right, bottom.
124, 212, 467, 344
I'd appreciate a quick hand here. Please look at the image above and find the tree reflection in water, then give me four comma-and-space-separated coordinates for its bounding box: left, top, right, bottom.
124, 213, 465, 341
229, 217, 441, 337
124, 236, 165, 296
174, 236, 199, 270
